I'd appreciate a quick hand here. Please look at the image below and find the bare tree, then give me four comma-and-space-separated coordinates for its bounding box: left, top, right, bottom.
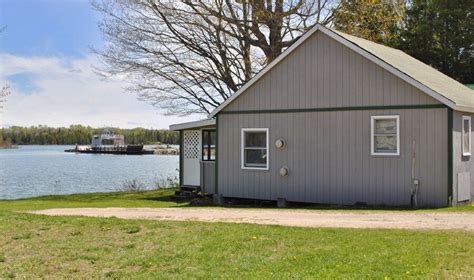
93, 0, 337, 115
0, 85, 9, 113
0, 28, 10, 114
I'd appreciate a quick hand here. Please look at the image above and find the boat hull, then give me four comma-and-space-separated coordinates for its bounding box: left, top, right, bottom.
64, 145, 155, 155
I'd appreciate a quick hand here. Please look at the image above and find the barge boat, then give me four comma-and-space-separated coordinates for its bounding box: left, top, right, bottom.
64, 131, 154, 155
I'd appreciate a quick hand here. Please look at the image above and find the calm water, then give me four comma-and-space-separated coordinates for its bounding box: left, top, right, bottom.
0, 145, 179, 200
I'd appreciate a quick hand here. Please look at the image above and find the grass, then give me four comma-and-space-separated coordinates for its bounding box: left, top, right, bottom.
0, 189, 184, 212
0, 190, 473, 278
1, 188, 473, 212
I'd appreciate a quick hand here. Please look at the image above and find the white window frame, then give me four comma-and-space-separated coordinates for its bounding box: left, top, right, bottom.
371, 115, 400, 156
462, 116, 471, 156
241, 128, 269, 170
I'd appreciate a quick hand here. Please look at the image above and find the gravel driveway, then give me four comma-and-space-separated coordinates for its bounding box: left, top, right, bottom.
30, 207, 474, 231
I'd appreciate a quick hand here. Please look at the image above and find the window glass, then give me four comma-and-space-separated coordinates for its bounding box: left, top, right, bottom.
245, 132, 267, 148
463, 117, 471, 155
374, 119, 397, 134
202, 130, 216, 161
210, 147, 216, 160
372, 116, 399, 155
242, 130, 268, 169
244, 149, 267, 167
374, 136, 397, 153
203, 146, 209, 160
209, 130, 216, 160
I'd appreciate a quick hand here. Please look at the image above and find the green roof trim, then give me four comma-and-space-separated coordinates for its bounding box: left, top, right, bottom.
466, 84, 474, 90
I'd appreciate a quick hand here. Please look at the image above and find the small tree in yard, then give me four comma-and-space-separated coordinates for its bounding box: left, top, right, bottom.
93, 0, 338, 115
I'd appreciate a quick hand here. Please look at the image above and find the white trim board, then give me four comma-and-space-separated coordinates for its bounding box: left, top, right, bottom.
209, 24, 472, 118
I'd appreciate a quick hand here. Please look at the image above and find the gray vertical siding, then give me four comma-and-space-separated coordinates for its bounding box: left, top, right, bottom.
223, 32, 441, 112
216, 29, 450, 207
452, 111, 474, 204
200, 161, 216, 194
218, 109, 448, 207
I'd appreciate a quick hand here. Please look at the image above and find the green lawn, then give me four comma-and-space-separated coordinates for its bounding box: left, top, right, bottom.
0, 190, 473, 279
0, 189, 183, 212
1, 189, 473, 212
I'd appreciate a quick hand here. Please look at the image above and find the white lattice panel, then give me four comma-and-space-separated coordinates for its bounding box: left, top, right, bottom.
183, 130, 200, 159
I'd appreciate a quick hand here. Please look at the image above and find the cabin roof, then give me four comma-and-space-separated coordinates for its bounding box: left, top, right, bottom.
208, 24, 474, 118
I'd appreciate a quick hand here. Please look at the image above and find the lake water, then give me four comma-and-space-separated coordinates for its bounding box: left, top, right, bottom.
0, 145, 179, 200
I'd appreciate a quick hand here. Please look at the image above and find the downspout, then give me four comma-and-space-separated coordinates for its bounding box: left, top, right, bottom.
410, 140, 419, 208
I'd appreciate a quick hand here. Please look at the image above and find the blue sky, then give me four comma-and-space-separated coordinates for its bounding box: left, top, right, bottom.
0, 0, 196, 128
0, 0, 102, 58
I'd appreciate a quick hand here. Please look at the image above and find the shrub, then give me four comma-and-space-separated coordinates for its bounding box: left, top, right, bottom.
154, 174, 179, 190
118, 179, 145, 192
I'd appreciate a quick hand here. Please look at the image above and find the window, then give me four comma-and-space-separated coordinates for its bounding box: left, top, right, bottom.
241, 128, 269, 170
462, 116, 471, 156
202, 130, 216, 161
371, 115, 400, 156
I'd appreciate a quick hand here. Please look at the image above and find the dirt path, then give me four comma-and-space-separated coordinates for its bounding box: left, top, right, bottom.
30, 207, 474, 231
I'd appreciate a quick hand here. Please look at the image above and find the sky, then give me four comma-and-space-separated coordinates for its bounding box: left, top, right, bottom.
0, 0, 198, 129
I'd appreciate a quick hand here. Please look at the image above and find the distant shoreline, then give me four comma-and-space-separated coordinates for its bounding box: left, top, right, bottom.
0, 144, 18, 149
1, 125, 180, 146
0, 144, 180, 155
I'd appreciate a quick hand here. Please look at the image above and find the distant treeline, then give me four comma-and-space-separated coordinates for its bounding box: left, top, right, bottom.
0, 125, 179, 145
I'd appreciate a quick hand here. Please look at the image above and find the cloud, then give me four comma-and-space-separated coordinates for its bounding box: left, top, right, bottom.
5, 72, 41, 95
0, 53, 199, 129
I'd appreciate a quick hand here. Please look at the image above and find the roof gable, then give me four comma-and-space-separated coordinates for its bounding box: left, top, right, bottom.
209, 24, 474, 117
221, 31, 440, 112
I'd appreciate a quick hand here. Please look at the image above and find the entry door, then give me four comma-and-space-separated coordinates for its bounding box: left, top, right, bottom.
183, 130, 201, 186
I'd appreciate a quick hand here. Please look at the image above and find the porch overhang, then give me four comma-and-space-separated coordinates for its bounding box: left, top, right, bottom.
169, 119, 216, 131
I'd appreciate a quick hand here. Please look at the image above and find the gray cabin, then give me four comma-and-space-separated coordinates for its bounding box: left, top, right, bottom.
171, 24, 474, 208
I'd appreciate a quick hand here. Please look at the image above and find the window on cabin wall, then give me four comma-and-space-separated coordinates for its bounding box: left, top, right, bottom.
371, 115, 400, 156
202, 130, 216, 161
462, 116, 471, 156
241, 128, 269, 169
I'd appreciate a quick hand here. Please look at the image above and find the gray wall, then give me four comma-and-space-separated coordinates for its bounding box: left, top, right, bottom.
225, 32, 440, 112
217, 30, 449, 207
218, 109, 448, 207
452, 111, 474, 204
201, 161, 216, 194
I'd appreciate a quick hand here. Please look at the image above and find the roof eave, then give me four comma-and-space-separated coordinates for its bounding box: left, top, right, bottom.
453, 105, 474, 114
169, 119, 216, 131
